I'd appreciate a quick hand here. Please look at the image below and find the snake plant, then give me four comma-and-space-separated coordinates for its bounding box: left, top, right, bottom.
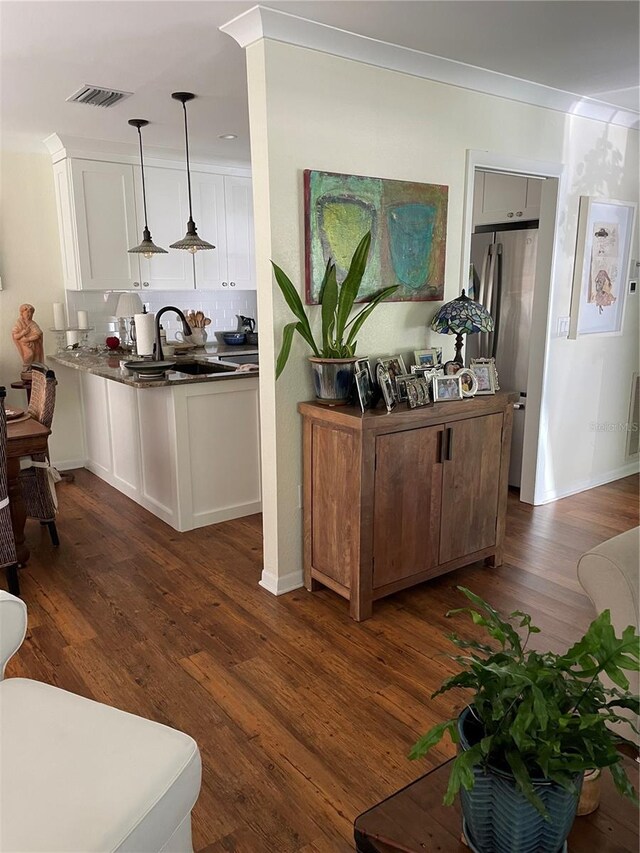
272, 231, 398, 379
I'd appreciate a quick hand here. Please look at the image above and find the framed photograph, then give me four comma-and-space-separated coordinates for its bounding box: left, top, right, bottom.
405, 376, 432, 408
569, 196, 637, 338
355, 357, 374, 385
433, 375, 463, 402
443, 360, 460, 376
394, 373, 415, 403
376, 363, 396, 413
355, 368, 374, 412
413, 348, 439, 368
456, 367, 478, 397
377, 355, 407, 389
470, 358, 497, 395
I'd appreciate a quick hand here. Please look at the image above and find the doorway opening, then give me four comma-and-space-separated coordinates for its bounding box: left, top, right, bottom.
462, 152, 563, 505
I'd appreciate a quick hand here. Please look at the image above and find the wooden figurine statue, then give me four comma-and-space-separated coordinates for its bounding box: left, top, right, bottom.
12, 303, 45, 375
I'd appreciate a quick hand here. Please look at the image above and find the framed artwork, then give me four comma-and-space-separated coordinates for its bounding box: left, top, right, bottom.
568, 197, 637, 338
395, 373, 414, 403
355, 368, 374, 412
405, 376, 431, 408
305, 169, 448, 304
355, 357, 374, 385
470, 358, 497, 395
414, 348, 439, 367
443, 360, 460, 376
456, 368, 478, 397
433, 375, 463, 402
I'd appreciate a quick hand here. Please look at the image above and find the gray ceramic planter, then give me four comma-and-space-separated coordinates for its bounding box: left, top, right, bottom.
458, 707, 582, 853
309, 357, 357, 406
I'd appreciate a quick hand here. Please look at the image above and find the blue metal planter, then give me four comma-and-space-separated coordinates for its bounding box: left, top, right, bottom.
457, 707, 582, 853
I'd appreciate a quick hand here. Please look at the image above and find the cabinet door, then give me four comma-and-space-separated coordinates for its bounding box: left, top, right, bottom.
373, 426, 443, 589
71, 160, 141, 290
439, 413, 503, 564
191, 171, 228, 290
136, 166, 194, 291
80, 372, 112, 477
224, 176, 255, 290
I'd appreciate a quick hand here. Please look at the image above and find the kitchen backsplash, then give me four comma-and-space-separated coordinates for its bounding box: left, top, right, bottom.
66, 289, 258, 344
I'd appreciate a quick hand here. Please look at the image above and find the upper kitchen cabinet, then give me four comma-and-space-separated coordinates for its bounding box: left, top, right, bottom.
192, 173, 255, 291
53, 158, 142, 290
473, 171, 542, 227
135, 166, 194, 291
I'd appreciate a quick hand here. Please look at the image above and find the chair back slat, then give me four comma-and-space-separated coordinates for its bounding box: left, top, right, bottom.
27, 364, 56, 429
0, 388, 7, 501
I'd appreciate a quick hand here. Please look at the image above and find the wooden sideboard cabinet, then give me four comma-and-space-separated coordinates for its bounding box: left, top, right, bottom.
298, 392, 517, 621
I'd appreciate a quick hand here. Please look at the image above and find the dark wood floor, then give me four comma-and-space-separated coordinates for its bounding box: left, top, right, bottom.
6, 471, 639, 852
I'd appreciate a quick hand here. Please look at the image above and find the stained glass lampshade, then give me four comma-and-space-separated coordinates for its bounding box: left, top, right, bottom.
430, 289, 494, 365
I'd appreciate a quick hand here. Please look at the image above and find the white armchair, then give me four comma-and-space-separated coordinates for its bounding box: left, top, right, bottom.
0, 591, 202, 852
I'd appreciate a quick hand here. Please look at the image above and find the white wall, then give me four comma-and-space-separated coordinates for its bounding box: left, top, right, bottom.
246, 39, 639, 593
0, 150, 85, 467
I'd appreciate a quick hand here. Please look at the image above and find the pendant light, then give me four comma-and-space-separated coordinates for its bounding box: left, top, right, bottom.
170, 92, 215, 253
128, 119, 168, 258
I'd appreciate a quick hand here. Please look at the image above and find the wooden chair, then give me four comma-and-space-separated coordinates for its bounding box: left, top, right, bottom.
0, 388, 20, 595
19, 364, 59, 547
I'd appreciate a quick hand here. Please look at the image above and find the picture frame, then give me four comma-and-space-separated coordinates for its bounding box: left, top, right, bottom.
355, 368, 374, 412
433, 375, 463, 402
469, 358, 497, 395
443, 360, 460, 376
376, 363, 396, 413
394, 373, 414, 403
377, 355, 407, 390
413, 348, 439, 368
405, 376, 432, 408
456, 367, 478, 397
568, 196, 637, 338
355, 357, 374, 385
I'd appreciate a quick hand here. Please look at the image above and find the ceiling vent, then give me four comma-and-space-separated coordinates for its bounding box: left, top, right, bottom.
66, 85, 133, 108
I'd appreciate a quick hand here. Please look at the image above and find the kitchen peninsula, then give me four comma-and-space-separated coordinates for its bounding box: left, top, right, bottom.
50, 349, 261, 531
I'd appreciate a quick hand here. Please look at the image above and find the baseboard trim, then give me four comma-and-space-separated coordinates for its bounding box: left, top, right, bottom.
535, 462, 640, 505
52, 459, 87, 471
259, 567, 304, 596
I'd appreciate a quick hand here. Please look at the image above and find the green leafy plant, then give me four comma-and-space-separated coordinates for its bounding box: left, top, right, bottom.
410, 587, 640, 816
272, 231, 398, 378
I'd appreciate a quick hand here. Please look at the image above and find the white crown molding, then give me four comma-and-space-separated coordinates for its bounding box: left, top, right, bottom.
220, 5, 639, 131
42, 133, 252, 175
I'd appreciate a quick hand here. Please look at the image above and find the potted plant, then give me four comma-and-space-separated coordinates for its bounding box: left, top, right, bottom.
272, 231, 398, 404
410, 587, 639, 853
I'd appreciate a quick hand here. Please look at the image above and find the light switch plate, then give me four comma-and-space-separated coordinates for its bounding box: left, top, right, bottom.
557, 316, 570, 336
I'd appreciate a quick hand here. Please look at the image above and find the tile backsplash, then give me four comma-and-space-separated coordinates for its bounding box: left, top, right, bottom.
66, 289, 258, 344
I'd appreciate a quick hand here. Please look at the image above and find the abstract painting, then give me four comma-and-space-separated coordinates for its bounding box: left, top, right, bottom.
568, 196, 637, 338
304, 170, 448, 303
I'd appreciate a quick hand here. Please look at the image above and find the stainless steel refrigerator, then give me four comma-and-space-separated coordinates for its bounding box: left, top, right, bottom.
468, 226, 539, 488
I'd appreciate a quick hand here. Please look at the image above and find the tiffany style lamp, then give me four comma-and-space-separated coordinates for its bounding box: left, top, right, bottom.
430, 289, 494, 366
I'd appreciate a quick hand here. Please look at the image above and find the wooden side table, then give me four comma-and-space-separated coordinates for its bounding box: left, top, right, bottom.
354, 757, 639, 852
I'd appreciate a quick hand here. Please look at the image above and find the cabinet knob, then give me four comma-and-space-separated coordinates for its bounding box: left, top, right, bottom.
222, 281, 228, 287
507, 212, 514, 218
230, 281, 236, 287
142, 281, 150, 287
133, 281, 140, 288
516, 211, 523, 217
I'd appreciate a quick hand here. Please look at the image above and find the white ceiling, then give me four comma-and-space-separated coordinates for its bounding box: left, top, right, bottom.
1, 1, 638, 163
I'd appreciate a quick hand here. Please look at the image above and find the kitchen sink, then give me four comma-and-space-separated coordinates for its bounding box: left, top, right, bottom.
173, 361, 237, 375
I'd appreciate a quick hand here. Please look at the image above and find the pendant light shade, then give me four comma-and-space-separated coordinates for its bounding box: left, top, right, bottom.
170, 92, 215, 253
128, 119, 168, 258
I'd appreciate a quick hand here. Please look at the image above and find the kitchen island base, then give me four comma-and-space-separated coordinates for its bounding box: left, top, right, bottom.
79, 370, 261, 531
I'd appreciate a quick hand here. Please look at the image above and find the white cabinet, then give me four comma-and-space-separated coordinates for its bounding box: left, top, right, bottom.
135, 166, 195, 291
193, 173, 255, 291
50, 148, 254, 292
70, 160, 142, 290
473, 172, 542, 227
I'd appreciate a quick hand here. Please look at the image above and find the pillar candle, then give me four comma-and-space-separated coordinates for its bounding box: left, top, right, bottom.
53, 302, 66, 330
77, 310, 89, 329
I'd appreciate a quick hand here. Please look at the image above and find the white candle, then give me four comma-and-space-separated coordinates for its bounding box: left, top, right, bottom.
53, 302, 66, 330
77, 310, 89, 329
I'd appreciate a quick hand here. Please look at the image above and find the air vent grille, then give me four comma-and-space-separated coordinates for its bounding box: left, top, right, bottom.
66, 85, 132, 108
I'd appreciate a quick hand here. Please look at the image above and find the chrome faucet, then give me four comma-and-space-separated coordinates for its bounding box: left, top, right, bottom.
154, 306, 192, 361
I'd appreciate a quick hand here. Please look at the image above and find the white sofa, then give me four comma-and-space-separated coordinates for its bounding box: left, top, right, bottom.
0, 591, 202, 852
577, 526, 639, 745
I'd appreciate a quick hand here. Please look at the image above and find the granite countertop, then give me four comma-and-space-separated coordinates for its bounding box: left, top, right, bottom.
49, 346, 259, 389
